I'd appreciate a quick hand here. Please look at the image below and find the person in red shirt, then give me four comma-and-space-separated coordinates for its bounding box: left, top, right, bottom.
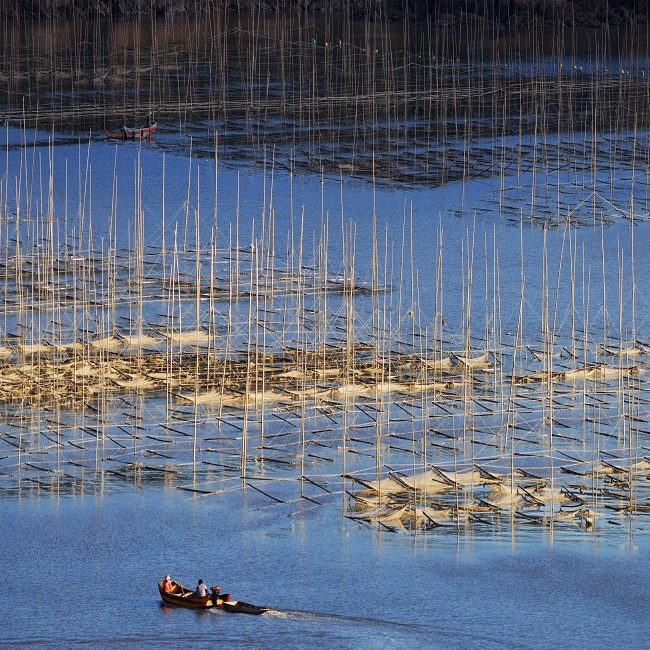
162, 575, 173, 592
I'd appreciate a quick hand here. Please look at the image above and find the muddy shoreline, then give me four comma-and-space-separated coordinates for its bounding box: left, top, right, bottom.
3, 0, 649, 27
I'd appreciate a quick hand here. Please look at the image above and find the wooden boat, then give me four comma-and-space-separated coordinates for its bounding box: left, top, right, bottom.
158, 581, 231, 609
106, 122, 157, 141
221, 599, 269, 615
122, 122, 157, 139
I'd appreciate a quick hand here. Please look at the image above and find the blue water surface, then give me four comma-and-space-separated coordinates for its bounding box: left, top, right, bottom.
1, 487, 647, 649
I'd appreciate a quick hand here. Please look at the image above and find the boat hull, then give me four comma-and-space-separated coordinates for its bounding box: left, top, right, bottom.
106, 123, 157, 141
122, 123, 156, 140
222, 599, 269, 615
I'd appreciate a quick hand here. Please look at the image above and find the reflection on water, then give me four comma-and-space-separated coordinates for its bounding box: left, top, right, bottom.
3, 15, 650, 186
1, 123, 650, 542
1, 491, 647, 649
1, 13, 650, 648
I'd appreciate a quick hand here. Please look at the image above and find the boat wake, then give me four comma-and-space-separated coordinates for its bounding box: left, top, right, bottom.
264, 607, 417, 631
203, 603, 520, 648
263, 608, 521, 649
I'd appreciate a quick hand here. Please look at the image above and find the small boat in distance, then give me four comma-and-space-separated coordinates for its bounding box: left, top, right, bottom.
158, 580, 230, 609
106, 116, 157, 141
222, 599, 269, 615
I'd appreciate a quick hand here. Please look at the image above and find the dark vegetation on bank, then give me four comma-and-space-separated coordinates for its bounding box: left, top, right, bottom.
1, 0, 650, 27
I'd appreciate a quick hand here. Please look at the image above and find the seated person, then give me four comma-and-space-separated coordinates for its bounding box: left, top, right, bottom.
195, 579, 208, 598
162, 575, 173, 593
